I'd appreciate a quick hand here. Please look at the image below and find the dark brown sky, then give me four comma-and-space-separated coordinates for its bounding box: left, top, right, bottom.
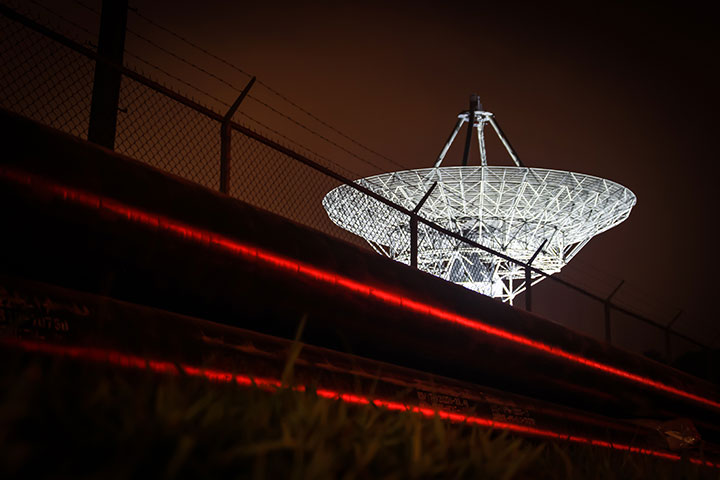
27, 0, 720, 349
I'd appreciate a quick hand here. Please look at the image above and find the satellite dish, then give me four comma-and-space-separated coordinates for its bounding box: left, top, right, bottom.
323, 96, 636, 303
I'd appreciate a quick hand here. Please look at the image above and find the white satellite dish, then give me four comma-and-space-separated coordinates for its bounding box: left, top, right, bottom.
323, 96, 636, 303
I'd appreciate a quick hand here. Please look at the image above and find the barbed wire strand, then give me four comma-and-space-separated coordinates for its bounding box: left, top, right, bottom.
72, 0, 409, 172
565, 259, 684, 314
106, 2, 409, 171
237, 112, 358, 177
249, 81, 411, 171
25, 0, 98, 39
68, 1, 371, 173
18, 1, 362, 189
122, 53, 357, 176
123, 53, 229, 106
120, 28, 403, 174
126, 5, 409, 169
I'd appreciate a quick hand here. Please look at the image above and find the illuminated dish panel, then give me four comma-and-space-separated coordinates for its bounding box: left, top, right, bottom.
323, 97, 636, 302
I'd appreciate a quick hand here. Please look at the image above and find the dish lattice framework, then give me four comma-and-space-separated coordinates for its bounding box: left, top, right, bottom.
322, 98, 636, 302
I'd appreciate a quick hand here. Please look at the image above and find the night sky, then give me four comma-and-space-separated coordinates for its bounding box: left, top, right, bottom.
22, 1, 720, 351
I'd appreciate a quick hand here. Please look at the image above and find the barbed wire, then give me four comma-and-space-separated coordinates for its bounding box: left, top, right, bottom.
560, 257, 720, 338
120, 39, 401, 174
74, 0, 403, 174
74, 1, 247, 93
97, 1, 411, 171
245, 95, 397, 175
123, 52, 230, 107
8, 1, 362, 187
19, 2, 228, 120
24, 0, 98, 40
560, 263, 676, 317
253, 81, 410, 171
17, 3, 420, 192
564, 257, 680, 314
121, 54, 357, 176
236, 113, 358, 178
69, 0, 370, 176
119, 2, 253, 80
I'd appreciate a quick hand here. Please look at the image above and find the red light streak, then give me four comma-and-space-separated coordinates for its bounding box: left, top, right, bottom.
2, 166, 720, 411
2, 337, 715, 467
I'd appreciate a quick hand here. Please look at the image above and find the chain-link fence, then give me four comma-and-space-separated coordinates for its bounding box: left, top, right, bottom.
229, 130, 368, 248
115, 76, 221, 190
0, 4, 714, 373
0, 11, 94, 140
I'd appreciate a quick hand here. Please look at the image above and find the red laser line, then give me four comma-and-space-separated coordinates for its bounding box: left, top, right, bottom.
2, 167, 720, 411
2, 337, 714, 467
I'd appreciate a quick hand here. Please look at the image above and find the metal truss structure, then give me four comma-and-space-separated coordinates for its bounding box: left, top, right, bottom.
323, 97, 636, 303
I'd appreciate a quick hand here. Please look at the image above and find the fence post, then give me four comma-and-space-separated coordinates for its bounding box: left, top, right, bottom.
410, 216, 418, 268
524, 240, 547, 312
604, 280, 624, 345
409, 182, 438, 269
524, 266, 531, 310
87, 0, 128, 149
220, 76, 255, 194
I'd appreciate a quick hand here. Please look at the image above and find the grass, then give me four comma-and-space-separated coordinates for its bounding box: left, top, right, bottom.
1, 349, 718, 479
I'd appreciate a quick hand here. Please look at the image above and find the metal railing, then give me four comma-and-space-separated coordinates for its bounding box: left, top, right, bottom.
0, 4, 713, 374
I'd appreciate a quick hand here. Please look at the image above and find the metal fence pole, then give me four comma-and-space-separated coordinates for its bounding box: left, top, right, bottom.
409, 182, 438, 269
87, 0, 127, 149
220, 77, 255, 194
524, 240, 546, 312
525, 266, 531, 310
410, 216, 418, 268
